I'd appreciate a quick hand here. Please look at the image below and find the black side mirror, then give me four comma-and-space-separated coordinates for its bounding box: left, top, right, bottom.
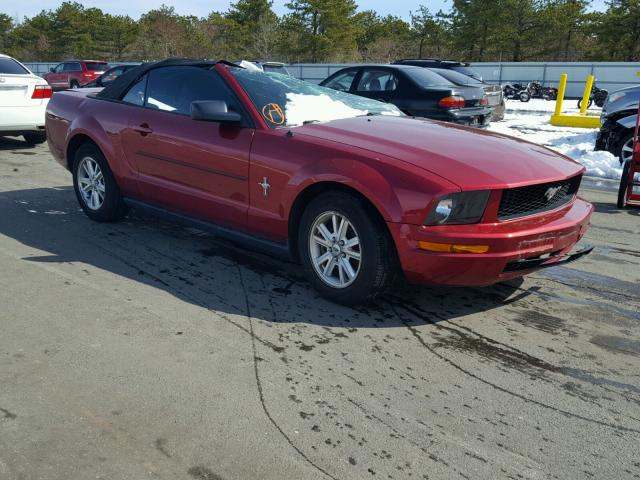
50, 67, 55, 72
191, 100, 242, 124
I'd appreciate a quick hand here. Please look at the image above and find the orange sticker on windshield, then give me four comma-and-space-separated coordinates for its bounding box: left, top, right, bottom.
262, 103, 286, 125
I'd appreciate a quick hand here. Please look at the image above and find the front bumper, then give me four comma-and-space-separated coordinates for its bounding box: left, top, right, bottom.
388, 198, 593, 287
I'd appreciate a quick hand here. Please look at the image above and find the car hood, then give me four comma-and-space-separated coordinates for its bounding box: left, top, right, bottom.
296, 115, 584, 190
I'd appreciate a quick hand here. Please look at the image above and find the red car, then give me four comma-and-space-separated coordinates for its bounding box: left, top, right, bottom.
45, 59, 593, 305
42, 60, 108, 90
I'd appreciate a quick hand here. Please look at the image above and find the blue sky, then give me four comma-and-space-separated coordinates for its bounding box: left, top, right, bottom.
7, 0, 610, 21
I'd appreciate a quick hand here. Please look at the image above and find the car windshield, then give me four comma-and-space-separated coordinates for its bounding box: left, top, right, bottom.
229, 68, 402, 128
85, 62, 108, 71
0, 57, 29, 75
403, 67, 455, 88
262, 64, 290, 75
430, 68, 483, 86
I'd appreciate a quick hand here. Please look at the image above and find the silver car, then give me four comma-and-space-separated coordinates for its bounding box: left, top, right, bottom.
595, 85, 640, 164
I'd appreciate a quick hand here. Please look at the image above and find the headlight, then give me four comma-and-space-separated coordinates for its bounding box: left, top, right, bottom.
608, 92, 625, 104
424, 191, 490, 225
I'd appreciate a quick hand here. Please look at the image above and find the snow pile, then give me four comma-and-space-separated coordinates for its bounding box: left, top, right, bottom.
488, 99, 621, 180
505, 98, 598, 114
285, 93, 368, 126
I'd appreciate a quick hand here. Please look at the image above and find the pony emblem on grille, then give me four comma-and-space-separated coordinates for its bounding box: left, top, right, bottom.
544, 186, 562, 201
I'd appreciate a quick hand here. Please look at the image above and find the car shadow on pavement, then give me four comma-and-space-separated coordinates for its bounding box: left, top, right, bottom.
0, 136, 39, 151
591, 201, 640, 216
0, 186, 529, 328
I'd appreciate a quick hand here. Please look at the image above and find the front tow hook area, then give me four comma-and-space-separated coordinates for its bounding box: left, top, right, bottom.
503, 246, 594, 273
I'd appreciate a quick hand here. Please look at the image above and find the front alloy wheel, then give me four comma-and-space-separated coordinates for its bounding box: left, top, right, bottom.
309, 211, 362, 288
298, 191, 397, 305
77, 156, 105, 210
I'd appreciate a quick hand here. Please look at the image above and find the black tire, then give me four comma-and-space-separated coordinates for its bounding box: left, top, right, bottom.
72, 143, 128, 222
519, 91, 530, 102
617, 131, 634, 165
298, 191, 397, 305
69, 80, 80, 89
577, 98, 593, 110
23, 132, 47, 144
617, 160, 630, 209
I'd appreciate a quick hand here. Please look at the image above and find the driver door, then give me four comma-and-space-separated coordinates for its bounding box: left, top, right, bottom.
45, 63, 67, 90
120, 66, 254, 231
353, 69, 399, 103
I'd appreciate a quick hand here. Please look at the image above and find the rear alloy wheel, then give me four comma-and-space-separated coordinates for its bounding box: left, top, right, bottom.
617, 132, 634, 165
70, 80, 80, 89
299, 191, 396, 305
72, 143, 128, 222
23, 132, 46, 144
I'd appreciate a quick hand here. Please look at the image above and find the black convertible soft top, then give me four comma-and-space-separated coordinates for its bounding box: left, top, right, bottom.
96, 58, 236, 100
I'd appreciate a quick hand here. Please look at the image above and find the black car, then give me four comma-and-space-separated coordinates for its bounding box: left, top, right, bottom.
426, 67, 505, 121
393, 59, 483, 81
82, 64, 141, 88
320, 65, 492, 128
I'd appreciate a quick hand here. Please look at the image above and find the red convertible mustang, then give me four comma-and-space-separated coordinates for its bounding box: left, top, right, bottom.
46, 59, 593, 305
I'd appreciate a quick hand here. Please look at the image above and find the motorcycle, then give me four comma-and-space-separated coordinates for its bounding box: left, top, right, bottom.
518, 81, 558, 102
502, 82, 526, 99
577, 82, 608, 109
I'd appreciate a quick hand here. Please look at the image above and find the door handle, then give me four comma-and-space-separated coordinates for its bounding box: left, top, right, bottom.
134, 123, 153, 136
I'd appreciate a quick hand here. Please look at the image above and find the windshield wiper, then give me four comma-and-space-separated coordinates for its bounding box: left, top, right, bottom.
303, 119, 321, 125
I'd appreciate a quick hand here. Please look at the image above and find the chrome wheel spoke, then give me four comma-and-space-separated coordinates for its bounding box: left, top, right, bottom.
345, 248, 360, 260
313, 234, 331, 248
314, 251, 332, 268
318, 224, 333, 243
344, 237, 359, 249
339, 257, 356, 280
323, 256, 337, 276
337, 217, 347, 240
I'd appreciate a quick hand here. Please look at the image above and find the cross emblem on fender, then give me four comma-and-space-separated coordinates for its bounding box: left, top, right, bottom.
259, 177, 270, 196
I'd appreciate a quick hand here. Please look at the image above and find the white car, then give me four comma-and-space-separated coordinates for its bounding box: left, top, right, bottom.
0, 53, 52, 144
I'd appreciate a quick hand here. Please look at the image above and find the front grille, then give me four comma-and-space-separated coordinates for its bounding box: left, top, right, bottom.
498, 175, 582, 220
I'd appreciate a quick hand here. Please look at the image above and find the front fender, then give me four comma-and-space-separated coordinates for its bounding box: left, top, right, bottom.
286, 159, 402, 222
617, 113, 638, 130
284, 152, 459, 226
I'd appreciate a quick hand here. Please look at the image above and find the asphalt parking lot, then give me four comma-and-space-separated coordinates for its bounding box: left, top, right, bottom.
0, 137, 639, 480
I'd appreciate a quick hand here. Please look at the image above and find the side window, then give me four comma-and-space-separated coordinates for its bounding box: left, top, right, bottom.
121, 75, 147, 106
53, 63, 64, 73
145, 66, 240, 117
63, 62, 81, 72
357, 70, 398, 92
324, 70, 357, 92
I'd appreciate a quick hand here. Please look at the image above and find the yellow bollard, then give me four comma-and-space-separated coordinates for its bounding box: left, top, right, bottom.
550, 72, 600, 128
579, 75, 594, 115
553, 73, 567, 117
